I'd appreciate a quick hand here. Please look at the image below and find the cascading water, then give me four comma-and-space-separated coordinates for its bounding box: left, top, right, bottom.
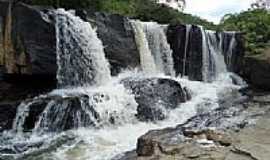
142, 22, 175, 76
11, 9, 116, 134
183, 24, 192, 76
200, 27, 228, 82
224, 32, 237, 71
130, 20, 157, 74
56, 9, 111, 88
131, 20, 175, 76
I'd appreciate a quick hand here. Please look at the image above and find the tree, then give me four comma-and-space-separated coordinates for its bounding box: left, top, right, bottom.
251, 0, 270, 10
219, 9, 270, 55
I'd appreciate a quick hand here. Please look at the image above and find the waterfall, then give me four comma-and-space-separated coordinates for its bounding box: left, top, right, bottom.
142, 22, 175, 76
130, 20, 157, 74
183, 25, 192, 76
1, 11, 247, 159
55, 9, 111, 88
200, 27, 228, 82
131, 20, 175, 76
12, 102, 33, 134
11, 9, 117, 134
225, 32, 237, 71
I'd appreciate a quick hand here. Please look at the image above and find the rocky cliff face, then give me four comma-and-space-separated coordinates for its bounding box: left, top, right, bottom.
0, 2, 141, 79
85, 11, 140, 76
0, 1, 56, 76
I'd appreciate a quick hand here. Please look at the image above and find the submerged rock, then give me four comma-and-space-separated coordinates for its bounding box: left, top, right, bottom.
0, 103, 17, 132
0, 80, 54, 131
122, 78, 187, 121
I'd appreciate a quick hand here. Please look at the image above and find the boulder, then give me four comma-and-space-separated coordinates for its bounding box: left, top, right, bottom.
122, 78, 187, 121
243, 51, 270, 91
85, 12, 140, 75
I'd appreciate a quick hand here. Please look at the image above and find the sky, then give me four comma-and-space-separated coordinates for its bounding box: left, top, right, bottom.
184, 0, 255, 24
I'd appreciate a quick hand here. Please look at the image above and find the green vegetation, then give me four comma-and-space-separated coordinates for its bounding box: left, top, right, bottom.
20, 0, 216, 29
219, 9, 270, 55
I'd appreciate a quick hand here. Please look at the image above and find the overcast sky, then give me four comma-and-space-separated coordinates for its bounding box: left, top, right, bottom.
184, 0, 254, 24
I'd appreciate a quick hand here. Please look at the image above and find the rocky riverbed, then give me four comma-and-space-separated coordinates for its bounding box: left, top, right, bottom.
116, 91, 270, 160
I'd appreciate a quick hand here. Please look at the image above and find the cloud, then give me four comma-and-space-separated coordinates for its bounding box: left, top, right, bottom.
184, 0, 254, 24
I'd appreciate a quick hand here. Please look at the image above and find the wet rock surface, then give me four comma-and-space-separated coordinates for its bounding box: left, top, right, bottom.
117, 92, 270, 160
167, 25, 203, 80
122, 78, 187, 121
0, 80, 55, 132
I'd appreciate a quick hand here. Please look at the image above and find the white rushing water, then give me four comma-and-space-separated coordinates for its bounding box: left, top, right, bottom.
142, 22, 175, 76
130, 20, 157, 74
55, 9, 111, 88
48, 72, 242, 160
0, 10, 245, 160
225, 32, 237, 71
131, 20, 175, 76
201, 27, 229, 82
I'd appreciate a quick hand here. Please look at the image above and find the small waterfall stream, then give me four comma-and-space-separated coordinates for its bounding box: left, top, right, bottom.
142, 22, 175, 76
131, 20, 175, 76
201, 27, 230, 82
130, 20, 157, 74
182, 24, 192, 77
56, 9, 111, 88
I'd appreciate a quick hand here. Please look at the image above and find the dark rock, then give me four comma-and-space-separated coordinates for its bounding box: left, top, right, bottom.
12, 3, 56, 75
243, 54, 270, 91
86, 12, 140, 75
20, 95, 98, 132
0, 103, 18, 132
166, 24, 186, 76
221, 32, 245, 74
167, 25, 204, 81
187, 26, 203, 81
0, 2, 56, 76
122, 78, 187, 121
